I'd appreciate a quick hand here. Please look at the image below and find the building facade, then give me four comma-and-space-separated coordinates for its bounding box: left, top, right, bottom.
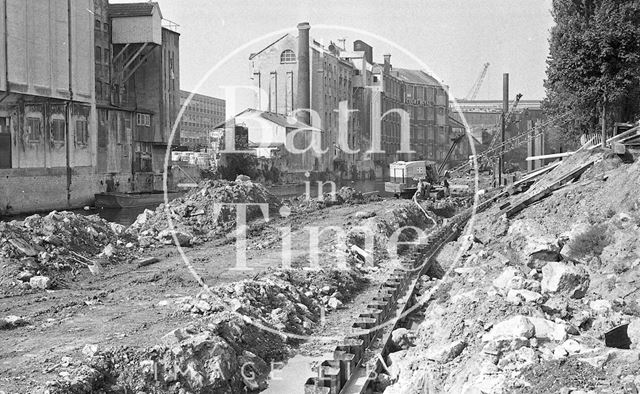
0, 0, 180, 214
249, 23, 454, 180
179, 90, 225, 150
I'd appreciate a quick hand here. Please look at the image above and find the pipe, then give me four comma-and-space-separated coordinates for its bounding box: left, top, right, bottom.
296, 22, 310, 125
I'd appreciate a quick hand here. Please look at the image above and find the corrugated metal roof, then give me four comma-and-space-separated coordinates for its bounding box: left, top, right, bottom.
212, 108, 313, 130
109, 2, 160, 18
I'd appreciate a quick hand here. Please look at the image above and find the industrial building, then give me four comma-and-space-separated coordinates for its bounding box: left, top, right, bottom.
0, 0, 180, 214
248, 22, 456, 180
179, 90, 225, 150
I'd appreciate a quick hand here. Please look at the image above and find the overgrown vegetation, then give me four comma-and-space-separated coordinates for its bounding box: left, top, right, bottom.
544, 0, 640, 136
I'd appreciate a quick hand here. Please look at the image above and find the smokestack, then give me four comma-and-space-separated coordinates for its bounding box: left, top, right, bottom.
296, 22, 311, 125
383, 54, 391, 74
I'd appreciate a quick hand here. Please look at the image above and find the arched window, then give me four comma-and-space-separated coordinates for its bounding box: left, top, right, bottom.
280, 49, 296, 64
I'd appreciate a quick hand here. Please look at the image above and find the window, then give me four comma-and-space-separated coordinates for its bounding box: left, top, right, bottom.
136, 113, 151, 127
76, 120, 88, 145
94, 19, 101, 29
280, 49, 296, 64
51, 119, 65, 142
26, 117, 41, 142
95, 46, 101, 63
103, 22, 109, 32
103, 49, 110, 64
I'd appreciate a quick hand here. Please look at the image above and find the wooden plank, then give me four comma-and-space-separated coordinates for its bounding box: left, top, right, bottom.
606, 125, 640, 144
525, 151, 575, 161
503, 160, 595, 218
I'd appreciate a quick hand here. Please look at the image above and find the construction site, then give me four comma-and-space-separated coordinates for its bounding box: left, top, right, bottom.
3, 1, 640, 394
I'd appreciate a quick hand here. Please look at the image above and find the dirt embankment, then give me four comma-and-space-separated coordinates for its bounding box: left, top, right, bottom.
383, 150, 640, 393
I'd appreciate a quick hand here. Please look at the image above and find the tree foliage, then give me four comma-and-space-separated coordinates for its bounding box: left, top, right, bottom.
544, 0, 640, 135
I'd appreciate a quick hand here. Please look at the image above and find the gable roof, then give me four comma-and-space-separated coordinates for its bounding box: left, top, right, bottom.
109, 2, 160, 18
213, 108, 313, 130
249, 34, 291, 60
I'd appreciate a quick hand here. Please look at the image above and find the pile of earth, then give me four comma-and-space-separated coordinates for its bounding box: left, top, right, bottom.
381, 149, 640, 393
128, 179, 282, 248
0, 211, 134, 297
44, 268, 368, 394
288, 186, 381, 213
44, 312, 287, 394
178, 267, 368, 336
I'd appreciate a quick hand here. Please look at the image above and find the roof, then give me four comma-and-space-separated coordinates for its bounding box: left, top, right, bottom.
249, 34, 290, 60
109, 2, 161, 18
212, 108, 313, 130
393, 68, 440, 86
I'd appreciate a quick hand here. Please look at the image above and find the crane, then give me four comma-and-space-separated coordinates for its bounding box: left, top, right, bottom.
464, 62, 490, 100
487, 93, 523, 150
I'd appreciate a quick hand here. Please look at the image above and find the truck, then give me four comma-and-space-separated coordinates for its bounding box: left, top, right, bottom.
384, 160, 441, 198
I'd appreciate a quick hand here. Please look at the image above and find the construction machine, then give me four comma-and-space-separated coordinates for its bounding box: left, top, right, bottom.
384, 160, 441, 198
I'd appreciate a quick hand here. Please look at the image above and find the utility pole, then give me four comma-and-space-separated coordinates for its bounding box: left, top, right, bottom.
601, 95, 607, 148
499, 73, 509, 187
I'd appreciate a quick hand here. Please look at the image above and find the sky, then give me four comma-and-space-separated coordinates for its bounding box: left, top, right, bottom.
112, 0, 555, 113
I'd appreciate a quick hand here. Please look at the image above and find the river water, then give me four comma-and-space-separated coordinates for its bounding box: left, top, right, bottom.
1, 180, 391, 226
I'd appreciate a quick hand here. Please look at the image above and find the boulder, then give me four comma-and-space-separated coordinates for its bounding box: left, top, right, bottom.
482, 316, 535, 342
492, 267, 524, 293
506, 289, 543, 305
157, 229, 193, 246
391, 328, 416, 350
541, 262, 589, 299
590, 299, 612, 314
528, 317, 568, 341
628, 319, 640, 349
29, 275, 52, 290
424, 340, 467, 363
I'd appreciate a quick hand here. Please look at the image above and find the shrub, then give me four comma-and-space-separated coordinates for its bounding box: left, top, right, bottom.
570, 224, 611, 258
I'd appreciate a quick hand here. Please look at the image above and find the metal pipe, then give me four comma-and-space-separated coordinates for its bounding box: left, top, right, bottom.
499, 73, 508, 187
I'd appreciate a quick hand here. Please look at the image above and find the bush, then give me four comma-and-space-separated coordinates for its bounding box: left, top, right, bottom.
570, 224, 611, 258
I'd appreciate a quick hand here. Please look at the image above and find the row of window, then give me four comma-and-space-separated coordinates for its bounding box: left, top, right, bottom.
24, 117, 88, 145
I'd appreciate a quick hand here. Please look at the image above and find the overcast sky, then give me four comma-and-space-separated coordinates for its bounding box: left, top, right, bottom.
113, 0, 555, 111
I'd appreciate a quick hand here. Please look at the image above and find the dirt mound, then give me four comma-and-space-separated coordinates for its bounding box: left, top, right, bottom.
288, 186, 382, 213
128, 180, 281, 247
381, 150, 640, 393
0, 211, 134, 297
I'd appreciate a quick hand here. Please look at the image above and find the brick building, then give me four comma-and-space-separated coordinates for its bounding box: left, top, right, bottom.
249, 22, 454, 180
179, 90, 225, 150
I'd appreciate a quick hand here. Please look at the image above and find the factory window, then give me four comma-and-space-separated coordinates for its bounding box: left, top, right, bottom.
280, 49, 296, 64
51, 119, 66, 142
95, 46, 101, 63
136, 113, 151, 127
94, 19, 101, 30
373, 76, 379, 83
76, 120, 88, 145
103, 49, 110, 64
103, 22, 109, 32
26, 117, 42, 142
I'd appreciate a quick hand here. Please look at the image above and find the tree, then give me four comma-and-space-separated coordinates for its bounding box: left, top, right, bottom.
544, 0, 640, 138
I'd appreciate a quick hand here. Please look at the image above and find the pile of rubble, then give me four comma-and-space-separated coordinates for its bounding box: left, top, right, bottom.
382, 150, 640, 393
0, 211, 133, 296
128, 179, 281, 247
177, 268, 367, 336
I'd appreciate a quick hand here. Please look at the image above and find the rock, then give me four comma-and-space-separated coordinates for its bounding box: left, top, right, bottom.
235, 174, 251, 182
627, 319, 640, 349
391, 328, 415, 350
194, 300, 212, 313
82, 344, 99, 357
387, 350, 407, 379
29, 275, 52, 290
101, 244, 115, 257
506, 289, 543, 304
541, 262, 590, 298
327, 297, 343, 310
481, 337, 529, 356
560, 339, 583, 354
482, 315, 535, 341
9, 238, 39, 257
553, 345, 568, 359
492, 267, 524, 293
528, 317, 568, 341
541, 298, 568, 317
590, 299, 612, 314
424, 340, 467, 363
16, 271, 33, 282
354, 210, 376, 219
578, 352, 612, 368
157, 229, 193, 246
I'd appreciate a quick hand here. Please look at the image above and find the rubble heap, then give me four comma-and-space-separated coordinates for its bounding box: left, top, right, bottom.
179, 268, 367, 335
382, 149, 640, 393
0, 211, 132, 296
128, 179, 281, 247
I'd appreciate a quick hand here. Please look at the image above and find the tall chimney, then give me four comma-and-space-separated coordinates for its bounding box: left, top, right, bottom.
296, 22, 311, 125
383, 54, 391, 74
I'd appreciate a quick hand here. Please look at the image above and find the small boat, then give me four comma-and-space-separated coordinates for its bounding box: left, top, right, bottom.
94, 191, 185, 209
